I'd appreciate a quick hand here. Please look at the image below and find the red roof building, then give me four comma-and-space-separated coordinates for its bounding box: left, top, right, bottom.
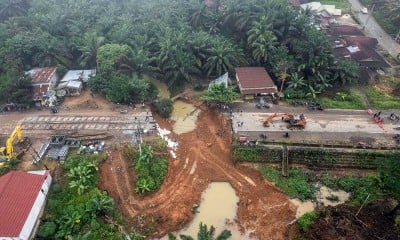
235, 67, 278, 96
27, 67, 58, 101
0, 170, 52, 239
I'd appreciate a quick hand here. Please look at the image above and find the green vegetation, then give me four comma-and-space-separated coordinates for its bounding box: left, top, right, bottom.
365, 87, 400, 109
132, 145, 168, 195
232, 147, 259, 162
154, 98, 174, 118
318, 91, 365, 109
200, 83, 239, 105
168, 222, 232, 240
0, 0, 362, 104
259, 165, 315, 200
320, 174, 383, 205
38, 154, 123, 239
0, 158, 21, 176
298, 211, 319, 232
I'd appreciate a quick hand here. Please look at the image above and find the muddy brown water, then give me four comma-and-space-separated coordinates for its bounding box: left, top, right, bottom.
145, 76, 170, 99
162, 182, 253, 240
171, 101, 200, 135
290, 185, 350, 219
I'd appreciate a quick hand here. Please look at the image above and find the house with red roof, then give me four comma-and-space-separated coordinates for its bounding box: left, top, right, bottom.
0, 170, 52, 240
27, 67, 58, 103
235, 67, 278, 99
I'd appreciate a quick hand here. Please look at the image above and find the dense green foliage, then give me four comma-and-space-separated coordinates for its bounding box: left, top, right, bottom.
321, 174, 384, 205
365, 87, 400, 109
259, 165, 315, 200
0, 0, 359, 103
200, 83, 239, 104
39, 154, 122, 239
154, 98, 174, 118
297, 211, 319, 233
0, 158, 21, 176
132, 145, 168, 195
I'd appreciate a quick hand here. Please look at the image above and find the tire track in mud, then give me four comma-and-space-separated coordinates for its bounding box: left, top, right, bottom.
99, 108, 296, 239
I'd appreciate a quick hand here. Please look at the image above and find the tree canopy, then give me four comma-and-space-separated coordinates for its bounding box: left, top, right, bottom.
0, 0, 359, 103
200, 83, 239, 104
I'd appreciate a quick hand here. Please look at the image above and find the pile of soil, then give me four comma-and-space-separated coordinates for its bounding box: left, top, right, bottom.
306, 200, 400, 240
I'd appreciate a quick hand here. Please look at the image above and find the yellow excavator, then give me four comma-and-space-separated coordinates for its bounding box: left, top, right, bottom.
0, 123, 25, 166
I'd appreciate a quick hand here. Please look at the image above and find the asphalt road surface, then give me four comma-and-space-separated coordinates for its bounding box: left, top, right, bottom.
230, 102, 400, 148
348, 0, 400, 60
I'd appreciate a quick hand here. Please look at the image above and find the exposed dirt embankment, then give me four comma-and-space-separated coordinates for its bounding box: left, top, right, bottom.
99, 107, 296, 239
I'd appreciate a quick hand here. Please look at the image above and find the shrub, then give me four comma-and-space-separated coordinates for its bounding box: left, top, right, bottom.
260, 166, 315, 200
37, 221, 57, 238
298, 211, 319, 232
365, 87, 400, 109
154, 98, 173, 118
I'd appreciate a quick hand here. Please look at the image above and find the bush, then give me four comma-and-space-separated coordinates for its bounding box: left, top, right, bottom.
154, 98, 173, 118
321, 174, 338, 189
298, 211, 319, 232
260, 166, 315, 200
37, 221, 57, 238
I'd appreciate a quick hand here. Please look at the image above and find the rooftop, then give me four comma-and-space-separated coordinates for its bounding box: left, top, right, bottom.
0, 171, 50, 237
328, 25, 364, 36
235, 67, 277, 94
28, 67, 56, 84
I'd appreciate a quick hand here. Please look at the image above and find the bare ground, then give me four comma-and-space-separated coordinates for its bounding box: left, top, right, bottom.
98, 107, 297, 239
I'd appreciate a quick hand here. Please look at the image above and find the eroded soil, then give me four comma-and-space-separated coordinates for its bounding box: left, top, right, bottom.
99, 107, 297, 239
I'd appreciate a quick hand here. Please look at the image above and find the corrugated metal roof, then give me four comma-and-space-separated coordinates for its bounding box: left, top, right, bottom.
0, 171, 49, 237
61, 69, 96, 83
28, 67, 56, 84
235, 67, 277, 95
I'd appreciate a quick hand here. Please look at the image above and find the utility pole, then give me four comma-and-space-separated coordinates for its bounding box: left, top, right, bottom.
364, 3, 375, 27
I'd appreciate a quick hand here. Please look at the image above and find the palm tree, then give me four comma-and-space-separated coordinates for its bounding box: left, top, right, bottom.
177, 222, 232, 240
247, 16, 277, 64
203, 39, 247, 77
0, 0, 28, 22
78, 32, 105, 68
287, 72, 306, 90
117, 47, 156, 77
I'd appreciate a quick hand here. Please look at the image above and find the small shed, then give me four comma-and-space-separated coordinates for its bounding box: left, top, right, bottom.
235, 67, 278, 99
60, 69, 96, 84
57, 80, 83, 96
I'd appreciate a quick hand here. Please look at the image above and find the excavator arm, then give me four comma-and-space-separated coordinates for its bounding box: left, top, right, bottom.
4, 123, 23, 157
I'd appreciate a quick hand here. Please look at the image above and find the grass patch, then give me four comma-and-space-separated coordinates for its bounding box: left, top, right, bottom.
319, 173, 384, 205
365, 87, 400, 109
319, 0, 351, 13
317, 91, 365, 109
259, 165, 315, 200
298, 211, 319, 232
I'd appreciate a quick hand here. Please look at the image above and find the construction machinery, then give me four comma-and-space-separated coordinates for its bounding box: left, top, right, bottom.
263, 113, 307, 129
0, 123, 28, 165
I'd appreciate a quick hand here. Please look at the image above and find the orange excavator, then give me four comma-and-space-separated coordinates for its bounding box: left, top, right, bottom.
263, 113, 307, 129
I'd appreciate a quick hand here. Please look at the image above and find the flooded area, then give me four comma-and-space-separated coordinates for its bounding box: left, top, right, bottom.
163, 182, 253, 240
317, 185, 350, 207
291, 185, 350, 218
290, 199, 316, 219
171, 100, 200, 135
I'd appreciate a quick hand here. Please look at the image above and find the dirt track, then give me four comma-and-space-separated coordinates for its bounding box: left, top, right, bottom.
99, 107, 296, 239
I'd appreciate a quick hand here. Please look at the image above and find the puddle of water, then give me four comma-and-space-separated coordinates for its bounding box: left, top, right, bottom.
317, 186, 350, 207
144, 76, 170, 99
290, 199, 316, 219
171, 100, 199, 134
291, 185, 350, 218
162, 182, 253, 240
